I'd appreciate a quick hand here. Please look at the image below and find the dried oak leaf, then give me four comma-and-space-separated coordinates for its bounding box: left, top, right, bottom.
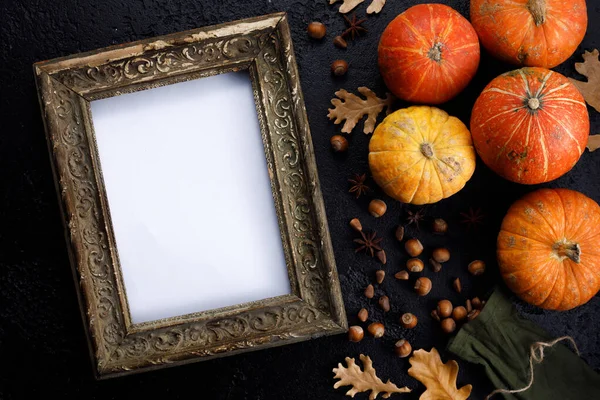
366, 0, 386, 14
330, 0, 386, 14
408, 348, 472, 400
569, 49, 600, 113
333, 354, 411, 399
588, 135, 600, 152
330, 0, 364, 14
328, 87, 394, 134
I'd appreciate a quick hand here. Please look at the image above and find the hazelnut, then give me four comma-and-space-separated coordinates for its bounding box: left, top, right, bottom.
432, 247, 450, 263
375, 270, 385, 284
395, 225, 405, 242
407, 258, 424, 272
430, 258, 442, 272
471, 297, 482, 310
364, 284, 374, 299
348, 325, 364, 342
333, 35, 347, 49
430, 309, 441, 322
437, 299, 453, 318
307, 21, 326, 39
414, 277, 432, 296
330, 135, 348, 152
452, 306, 467, 322
441, 318, 456, 334
368, 199, 387, 218
395, 270, 409, 280
331, 59, 349, 76
349, 218, 362, 232
405, 238, 423, 257
465, 299, 473, 313
367, 322, 385, 338
432, 218, 448, 234
467, 309, 481, 321
358, 308, 368, 322
400, 313, 418, 329
376, 249, 387, 265
453, 278, 462, 293
468, 260, 486, 276
394, 339, 412, 358
378, 295, 390, 312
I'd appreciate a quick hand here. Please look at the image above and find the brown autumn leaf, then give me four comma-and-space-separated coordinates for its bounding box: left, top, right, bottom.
328, 87, 394, 134
330, 0, 364, 14
408, 348, 472, 400
366, 0, 386, 14
330, 0, 387, 14
588, 135, 600, 152
333, 354, 411, 399
569, 49, 600, 113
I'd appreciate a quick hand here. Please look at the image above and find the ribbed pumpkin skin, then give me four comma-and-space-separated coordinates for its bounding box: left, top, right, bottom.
470, 0, 587, 68
471, 68, 589, 184
498, 189, 600, 311
369, 106, 476, 205
378, 4, 480, 104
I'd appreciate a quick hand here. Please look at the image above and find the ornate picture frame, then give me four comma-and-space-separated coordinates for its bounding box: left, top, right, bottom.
34, 12, 347, 378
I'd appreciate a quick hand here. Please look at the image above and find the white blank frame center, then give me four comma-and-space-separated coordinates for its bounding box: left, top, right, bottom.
90, 72, 291, 324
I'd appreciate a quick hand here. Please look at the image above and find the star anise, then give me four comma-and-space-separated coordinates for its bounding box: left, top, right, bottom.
348, 173, 370, 198
460, 207, 485, 231
354, 230, 383, 257
405, 208, 426, 230
342, 14, 367, 40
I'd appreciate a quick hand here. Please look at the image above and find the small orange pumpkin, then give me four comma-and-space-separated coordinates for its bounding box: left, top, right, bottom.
498, 188, 600, 311
369, 106, 476, 205
470, 0, 587, 68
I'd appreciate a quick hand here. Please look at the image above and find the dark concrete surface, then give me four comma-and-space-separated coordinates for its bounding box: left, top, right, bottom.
1, 0, 599, 399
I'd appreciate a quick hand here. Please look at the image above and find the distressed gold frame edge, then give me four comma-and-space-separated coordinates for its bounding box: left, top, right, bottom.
34, 12, 347, 379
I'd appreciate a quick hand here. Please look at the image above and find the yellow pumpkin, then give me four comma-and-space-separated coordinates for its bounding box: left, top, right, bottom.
369, 106, 476, 205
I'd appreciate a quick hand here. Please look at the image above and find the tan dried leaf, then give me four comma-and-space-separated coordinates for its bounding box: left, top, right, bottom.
408, 348, 472, 400
569, 49, 600, 113
333, 354, 411, 399
367, 0, 386, 13
328, 87, 394, 134
330, 0, 364, 14
587, 135, 600, 152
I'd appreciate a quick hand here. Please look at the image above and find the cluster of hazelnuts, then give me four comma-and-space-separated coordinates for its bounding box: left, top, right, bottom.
431, 297, 486, 334
307, 21, 349, 77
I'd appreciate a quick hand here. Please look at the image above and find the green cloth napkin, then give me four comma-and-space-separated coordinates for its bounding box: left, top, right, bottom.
447, 288, 600, 400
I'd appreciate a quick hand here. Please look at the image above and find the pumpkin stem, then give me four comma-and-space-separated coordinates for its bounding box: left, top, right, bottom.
427, 43, 443, 63
420, 143, 434, 158
527, 0, 547, 26
553, 240, 581, 263
527, 97, 540, 110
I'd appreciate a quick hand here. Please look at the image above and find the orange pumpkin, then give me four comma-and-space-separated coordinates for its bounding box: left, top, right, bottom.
369, 106, 476, 205
498, 188, 600, 310
378, 4, 480, 104
471, 68, 589, 184
470, 0, 587, 68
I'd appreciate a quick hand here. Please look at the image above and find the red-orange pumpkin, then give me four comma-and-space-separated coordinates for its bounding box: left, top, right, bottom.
498, 188, 600, 310
471, 67, 589, 184
378, 4, 480, 104
471, 0, 587, 68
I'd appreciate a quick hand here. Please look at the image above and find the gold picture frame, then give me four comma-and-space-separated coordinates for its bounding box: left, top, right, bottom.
34, 12, 346, 378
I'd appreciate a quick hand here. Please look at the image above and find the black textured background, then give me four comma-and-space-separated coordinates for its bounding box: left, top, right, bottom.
1, 0, 600, 399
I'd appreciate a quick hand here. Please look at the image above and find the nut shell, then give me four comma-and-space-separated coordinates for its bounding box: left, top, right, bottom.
331, 59, 349, 76
407, 258, 424, 272
400, 313, 418, 329
432, 247, 451, 263
307, 21, 326, 39
414, 277, 432, 296
468, 260, 486, 276
437, 299, 453, 318
348, 325, 364, 342
368, 199, 387, 218
367, 322, 385, 338
358, 308, 369, 322
452, 306, 467, 321
405, 238, 424, 257
441, 318, 457, 334
394, 339, 412, 358
330, 135, 348, 152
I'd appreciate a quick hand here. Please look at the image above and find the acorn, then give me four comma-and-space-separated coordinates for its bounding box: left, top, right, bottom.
400, 313, 418, 329
414, 277, 432, 296
333, 35, 348, 49
331, 59, 349, 76
394, 339, 412, 358
307, 21, 326, 39
368, 199, 387, 218
330, 135, 348, 152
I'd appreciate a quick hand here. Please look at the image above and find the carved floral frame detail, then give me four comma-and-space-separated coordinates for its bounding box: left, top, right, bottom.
34, 12, 346, 378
